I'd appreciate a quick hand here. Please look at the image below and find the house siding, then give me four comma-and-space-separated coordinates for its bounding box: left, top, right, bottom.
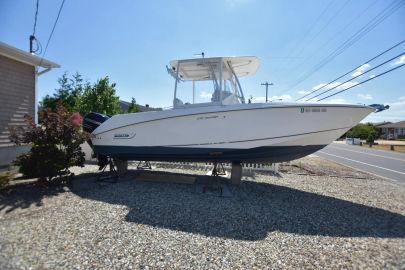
0, 54, 35, 148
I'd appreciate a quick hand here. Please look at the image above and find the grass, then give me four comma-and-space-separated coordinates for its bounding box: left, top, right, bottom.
360, 144, 405, 153
0, 171, 16, 189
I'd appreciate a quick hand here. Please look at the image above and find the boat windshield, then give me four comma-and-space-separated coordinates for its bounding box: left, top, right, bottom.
168, 57, 258, 108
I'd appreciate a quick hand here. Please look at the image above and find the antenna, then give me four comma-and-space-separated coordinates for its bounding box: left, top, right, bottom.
261, 82, 274, 102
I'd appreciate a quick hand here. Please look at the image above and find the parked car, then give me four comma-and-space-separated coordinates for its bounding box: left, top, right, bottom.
346, 137, 362, 145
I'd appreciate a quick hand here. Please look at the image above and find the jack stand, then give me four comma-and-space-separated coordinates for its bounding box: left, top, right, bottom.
211, 161, 226, 176
137, 160, 152, 170
97, 157, 118, 183
201, 161, 227, 196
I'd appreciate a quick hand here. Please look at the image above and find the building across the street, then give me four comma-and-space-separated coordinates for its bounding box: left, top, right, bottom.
377, 121, 405, 140
0, 41, 59, 167
373, 121, 392, 127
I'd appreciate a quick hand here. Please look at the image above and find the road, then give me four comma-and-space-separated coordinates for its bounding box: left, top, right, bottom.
315, 142, 405, 184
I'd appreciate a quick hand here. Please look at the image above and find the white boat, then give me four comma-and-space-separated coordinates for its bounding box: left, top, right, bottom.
85, 56, 375, 163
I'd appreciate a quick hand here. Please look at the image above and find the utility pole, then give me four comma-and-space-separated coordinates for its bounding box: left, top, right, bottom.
261, 82, 274, 102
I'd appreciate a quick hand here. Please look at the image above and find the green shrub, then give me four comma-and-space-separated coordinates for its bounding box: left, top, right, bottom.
366, 132, 377, 146
10, 104, 88, 182
346, 123, 378, 140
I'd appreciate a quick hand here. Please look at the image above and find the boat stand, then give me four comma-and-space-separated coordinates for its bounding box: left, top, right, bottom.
137, 160, 152, 170
97, 157, 119, 183
211, 161, 226, 176
196, 161, 232, 197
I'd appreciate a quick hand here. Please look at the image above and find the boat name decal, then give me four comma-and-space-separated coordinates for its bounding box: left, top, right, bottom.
113, 133, 136, 139
197, 115, 225, 120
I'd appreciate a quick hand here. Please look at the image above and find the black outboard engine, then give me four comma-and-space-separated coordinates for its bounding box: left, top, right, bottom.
83, 112, 110, 134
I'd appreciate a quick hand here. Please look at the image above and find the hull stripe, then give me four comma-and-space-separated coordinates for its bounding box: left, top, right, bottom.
95, 126, 351, 148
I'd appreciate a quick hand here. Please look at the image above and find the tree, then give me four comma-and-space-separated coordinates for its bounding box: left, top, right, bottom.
127, 97, 140, 113
40, 72, 85, 112
10, 103, 87, 182
345, 123, 378, 140
40, 73, 122, 117
79, 76, 121, 115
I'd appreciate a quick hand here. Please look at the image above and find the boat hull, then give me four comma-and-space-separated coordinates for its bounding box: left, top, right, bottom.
92, 144, 326, 162
91, 103, 374, 162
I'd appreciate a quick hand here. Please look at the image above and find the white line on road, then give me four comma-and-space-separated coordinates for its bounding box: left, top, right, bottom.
315, 153, 401, 184
318, 151, 405, 175
327, 145, 405, 162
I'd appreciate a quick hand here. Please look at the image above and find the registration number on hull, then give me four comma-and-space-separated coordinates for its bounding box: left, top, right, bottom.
300, 107, 327, 113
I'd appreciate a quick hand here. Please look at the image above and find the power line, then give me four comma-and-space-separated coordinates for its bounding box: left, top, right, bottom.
307, 51, 404, 101
271, 0, 335, 82
32, 0, 39, 36
286, 0, 403, 93
30, 0, 41, 54
283, 0, 405, 94
282, 0, 379, 90
291, 0, 351, 66
296, 39, 405, 101
317, 63, 405, 101
39, 0, 66, 66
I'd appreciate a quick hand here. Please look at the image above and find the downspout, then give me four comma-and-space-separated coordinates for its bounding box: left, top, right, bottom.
35, 67, 52, 124
37, 67, 52, 76
34, 67, 38, 124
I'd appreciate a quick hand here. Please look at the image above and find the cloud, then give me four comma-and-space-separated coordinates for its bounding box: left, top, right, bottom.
321, 98, 349, 104
251, 96, 266, 102
298, 90, 311, 95
199, 91, 211, 99
327, 82, 342, 89
363, 96, 405, 122
392, 55, 405, 66
312, 83, 327, 90
357, 93, 373, 100
311, 81, 359, 92
369, 74, 376, 78
251, 94, 292, 102
338, 81, 358, 89
387, 96, 405, 107
351, 64, 370, 77
269, 94, 292, 101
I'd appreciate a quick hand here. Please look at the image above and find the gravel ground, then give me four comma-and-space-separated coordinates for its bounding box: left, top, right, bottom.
0, 156, 405, 269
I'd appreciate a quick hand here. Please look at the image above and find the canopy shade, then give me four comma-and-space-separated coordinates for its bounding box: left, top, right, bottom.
169, 56, 260, 81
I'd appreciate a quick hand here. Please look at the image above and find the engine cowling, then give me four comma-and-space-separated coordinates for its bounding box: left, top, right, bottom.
83, 112, 110, 133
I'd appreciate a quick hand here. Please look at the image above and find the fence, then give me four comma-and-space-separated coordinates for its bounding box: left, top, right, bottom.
131, 161, 279, 174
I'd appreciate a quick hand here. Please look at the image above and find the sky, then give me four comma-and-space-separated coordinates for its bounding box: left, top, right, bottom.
1, 0, 404, 122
